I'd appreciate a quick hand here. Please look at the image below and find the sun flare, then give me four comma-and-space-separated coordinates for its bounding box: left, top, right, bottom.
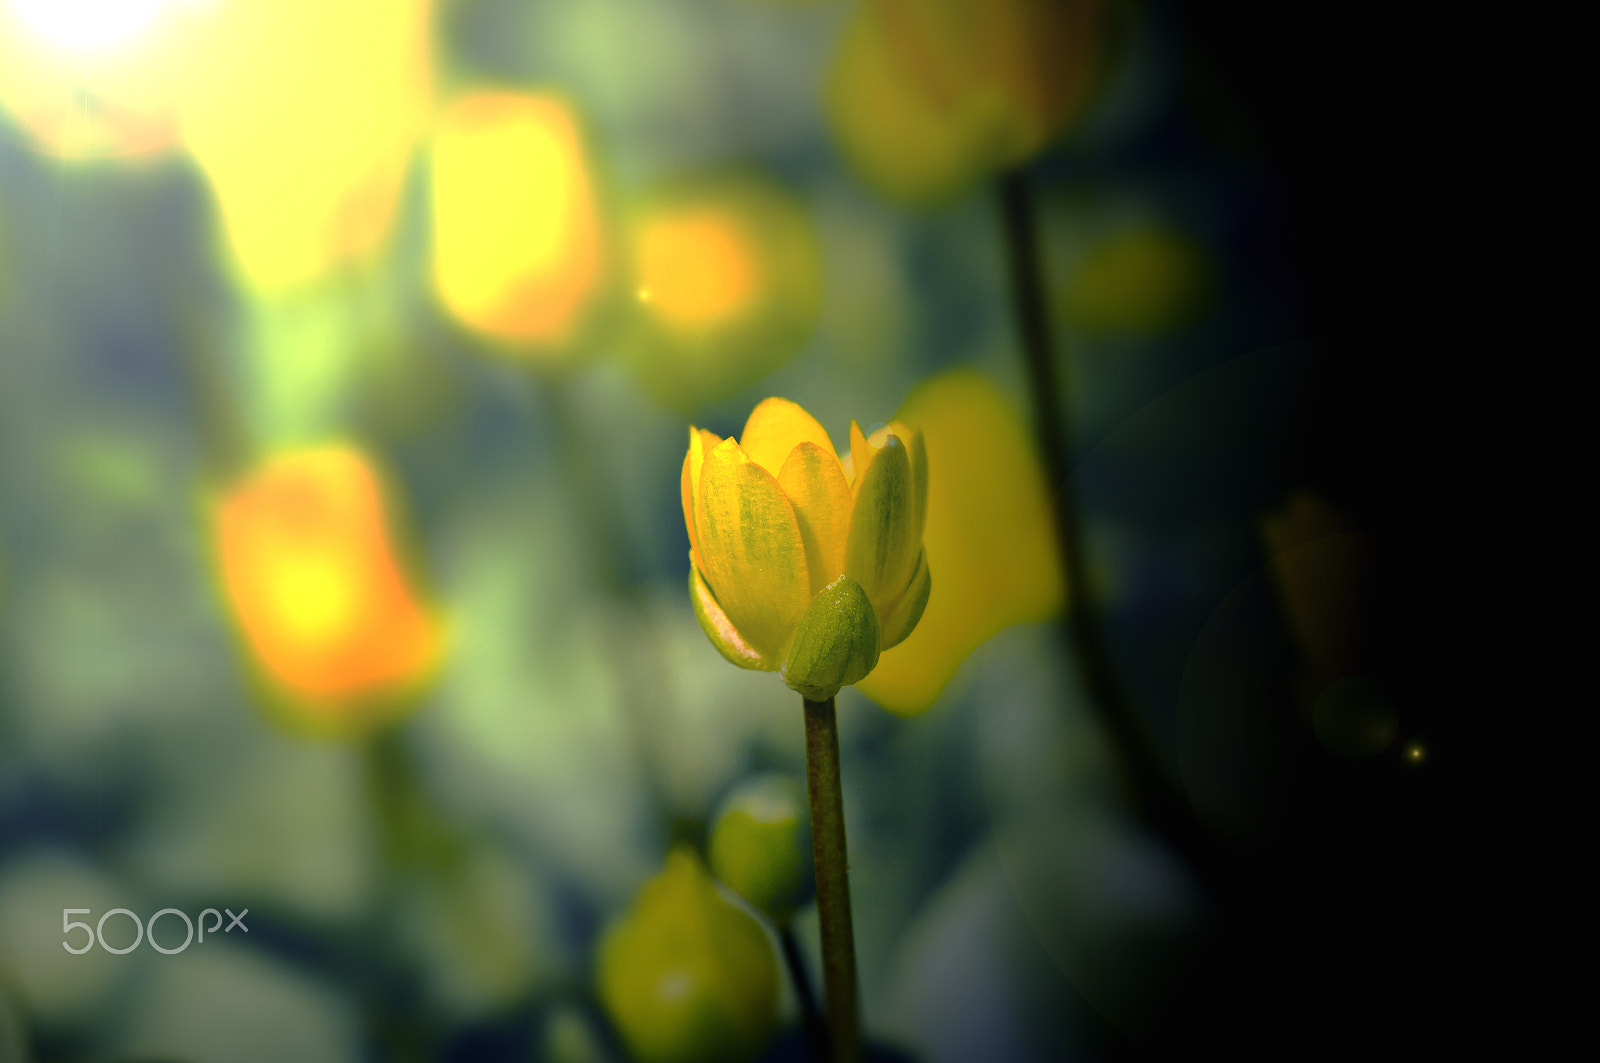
7, 0, 199, 55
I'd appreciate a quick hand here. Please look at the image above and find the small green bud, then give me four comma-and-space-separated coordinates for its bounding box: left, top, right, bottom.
708, 775, 814, 924
597, 848, 779, 1063
782, 575, 880, 701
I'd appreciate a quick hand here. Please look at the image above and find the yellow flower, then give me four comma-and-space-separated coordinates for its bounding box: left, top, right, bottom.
597, 848, 779, 1063
181, 0, 433, 291
827, 0, 1113, 205
430, 90, 605, 358
682, 398, 930, 701
210, 444, 444, 734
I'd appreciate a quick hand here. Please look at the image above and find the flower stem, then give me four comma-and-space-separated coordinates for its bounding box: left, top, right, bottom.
995, 169, 1215, 883
802, 695, 861, 1063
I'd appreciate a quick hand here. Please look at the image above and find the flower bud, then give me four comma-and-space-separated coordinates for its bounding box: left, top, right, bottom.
597, 849, 779, 1063
708, 775, 814, 925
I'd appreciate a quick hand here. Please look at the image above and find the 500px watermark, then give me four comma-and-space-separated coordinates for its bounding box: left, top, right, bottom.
62, 907, 248, 955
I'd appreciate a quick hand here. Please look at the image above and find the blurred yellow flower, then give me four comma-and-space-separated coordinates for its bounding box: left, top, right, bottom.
857, 370, 1064, 715
211, 444, 443, 733
180, 0, 434, 291
828, 0, 1111, 204
597, 848, 779, 1063
683, 398, 930, 701
431, 91, 605, 360
626, 177, 819, 412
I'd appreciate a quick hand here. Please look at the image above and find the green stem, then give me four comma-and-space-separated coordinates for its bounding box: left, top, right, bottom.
995, 169, 1215, 885
802, 695, 861, 1063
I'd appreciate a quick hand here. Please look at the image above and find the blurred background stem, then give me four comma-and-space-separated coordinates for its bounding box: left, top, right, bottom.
363, 728, 444, 1063
779, 923, 829, 1059
802, 694, 860, 1063
995, 169, 1216, 887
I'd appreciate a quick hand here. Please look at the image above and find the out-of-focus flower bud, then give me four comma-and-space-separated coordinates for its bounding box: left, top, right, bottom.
210, 443, 444, 736
597, 848, 780, 1063
682, 398, 930, 701
708, 774, 814, 924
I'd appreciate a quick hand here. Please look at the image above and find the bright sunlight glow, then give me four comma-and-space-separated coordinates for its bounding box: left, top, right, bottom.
7, 0, 193, 54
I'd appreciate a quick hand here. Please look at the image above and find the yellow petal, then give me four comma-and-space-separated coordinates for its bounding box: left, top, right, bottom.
844, 432, 921, 626
684, 426, 721, 567
776, 442, 853, 598
877, 547, 931, 652
868, 422, 930, 549
695, 439, 811, 661
740, 398, 835, 480
690, 567, 775, 671
847, 420, 872, 491
857, 370, 1064, 716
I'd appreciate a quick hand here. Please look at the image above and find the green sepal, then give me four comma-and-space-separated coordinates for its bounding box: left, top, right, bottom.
781, 574, 880, 701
